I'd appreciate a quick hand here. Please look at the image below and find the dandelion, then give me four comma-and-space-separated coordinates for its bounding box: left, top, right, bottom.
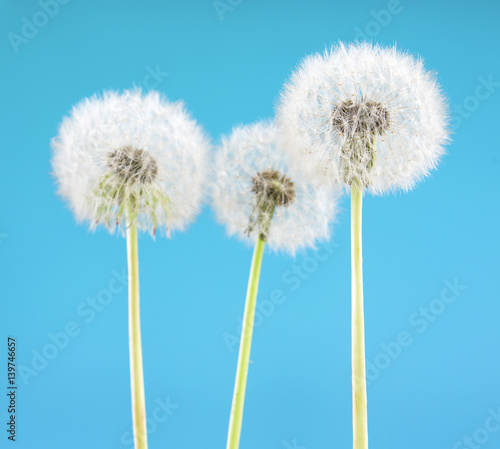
277, 43, 450, 449
211, 121, 337, 449
51, 89, 210, 449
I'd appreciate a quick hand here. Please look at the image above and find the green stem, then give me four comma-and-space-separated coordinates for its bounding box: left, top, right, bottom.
126, 223, 148, 449
351, 183, 368, 449
226, 235, 266, 449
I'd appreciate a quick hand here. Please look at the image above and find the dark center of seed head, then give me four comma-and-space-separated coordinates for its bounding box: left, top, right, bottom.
332, 100, 390, 136
252, 169, 296, 207
108, 146, 158, 184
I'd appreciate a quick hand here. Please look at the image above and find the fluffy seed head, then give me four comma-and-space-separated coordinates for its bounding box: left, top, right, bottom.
211, 121, 337, 254
277, 42, 450, 193
51, 90, 211, 235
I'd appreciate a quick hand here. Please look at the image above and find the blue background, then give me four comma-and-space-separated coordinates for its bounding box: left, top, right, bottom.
1, 0, 499, 448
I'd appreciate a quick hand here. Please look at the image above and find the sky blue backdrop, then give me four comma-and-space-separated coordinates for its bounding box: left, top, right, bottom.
1, 1, 499, 448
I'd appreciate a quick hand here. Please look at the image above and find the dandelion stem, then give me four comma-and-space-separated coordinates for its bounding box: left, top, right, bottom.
226, 235, 266, 449
351, 182, 368, 449
126, 222, 148, 449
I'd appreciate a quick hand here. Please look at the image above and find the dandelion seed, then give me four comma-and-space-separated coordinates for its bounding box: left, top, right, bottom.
212, 120, 336, 255
277, 42, 449, 194
52, 89, 210, 236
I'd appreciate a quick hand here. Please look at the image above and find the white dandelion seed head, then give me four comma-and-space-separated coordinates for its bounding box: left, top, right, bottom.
51, 89, 211, 236
276, 42, 450, 194
211, 120, 338, 255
